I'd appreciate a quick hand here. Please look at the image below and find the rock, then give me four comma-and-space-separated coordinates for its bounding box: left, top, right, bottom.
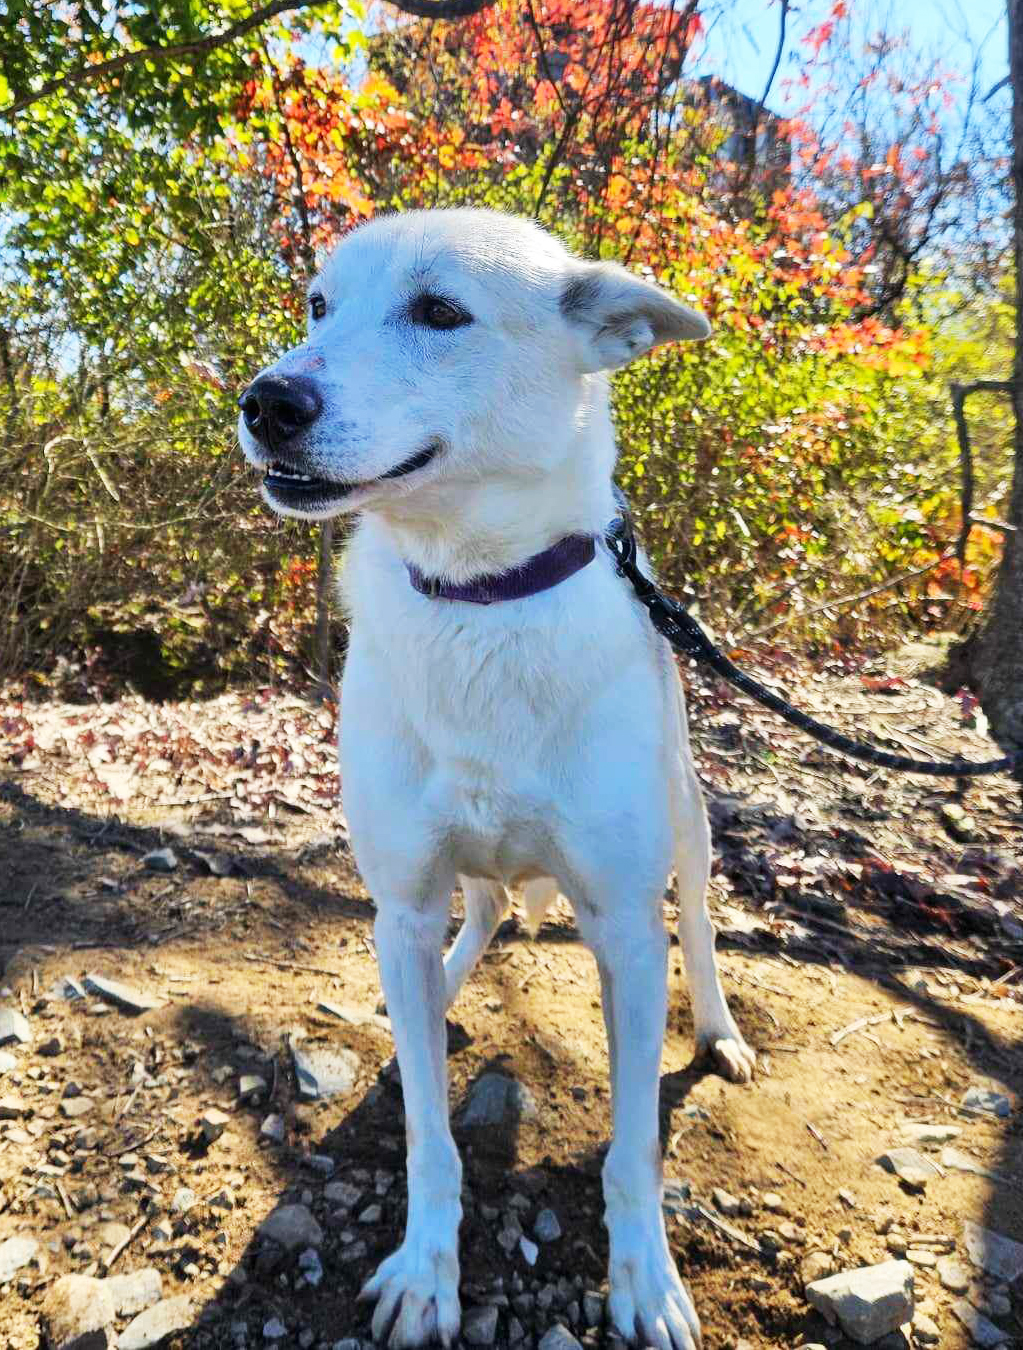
239, 1074, 267, 1102
171, 1186, 197, 1214
802, 1252, 835, 1286
878, 1148, 939, 1191
41, 1274, 116, 1349
83, 974, 165, 1013
119, 1295, 195, 1349
39, 1035, 63, 1057
661, 1179, 690, 1215
324, 1180, 363, 1208
901, 1122, 962, 1149
534, 1208, 562, 1242
936, 1256, 970, 1293
0, 1049, 16, 1074
337, 1239, 367, 1263
264, 1319, 287, 1340
61, 1097, 94, 1119
95, 1222, 131, 1254
0, 1092, 25, 1118
260, 1113, 285, 1143
906, 1250, 937, 1267
359, 1203, 382, 1224
951, 1299, 1007, 1347
104, 1267, 163, 1315
963, 1221, 1023, 1282
200, 1107, 231, 1142
582, 1292, 603, 1328
463, 1305, 500, 1346
290, 1042, 360, 1100
713, 1187, 741, 1217
258, 1204, 323, 1251
0, 1234, 38, 1281
941, 1147, 1002, 1182
519, 1236, 539, 1266
49, 976, 86, 1001
318, 1000, 391, 1031
763, 1191, 783, 1211
804, 1260, 914, 1345
306, 1153, 334, 1177
192, 850, 233, 877
460, 1073, 539, 1126
142, 847, 178, 872
912, 1312, 940, 1345
298, 1247, 323, 1287
838, 1189, 858, 1210
0, 1007, 32, 1046
886, 1234, 908, 1258
538, 1328, 583, 1350
981, 1292, 1012, 1319
960, 1087, 1011, 1119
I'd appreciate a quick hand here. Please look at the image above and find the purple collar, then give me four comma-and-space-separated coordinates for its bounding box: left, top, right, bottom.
407, 534, 596, 605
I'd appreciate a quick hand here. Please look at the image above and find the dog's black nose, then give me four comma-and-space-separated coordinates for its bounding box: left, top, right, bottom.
239, 374, 322, 445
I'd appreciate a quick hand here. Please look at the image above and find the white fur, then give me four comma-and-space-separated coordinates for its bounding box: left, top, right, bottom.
238, 208, 753, 1350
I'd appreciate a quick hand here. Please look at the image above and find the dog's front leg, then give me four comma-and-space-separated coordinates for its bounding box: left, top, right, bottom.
580, 910, 702, 1350
360, 903, 462, 1348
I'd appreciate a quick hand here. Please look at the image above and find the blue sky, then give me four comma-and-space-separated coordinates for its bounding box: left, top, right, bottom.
693, 0, 1009, 114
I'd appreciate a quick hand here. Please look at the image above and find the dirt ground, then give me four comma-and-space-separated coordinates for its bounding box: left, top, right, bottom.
1, 639, 1022, 1350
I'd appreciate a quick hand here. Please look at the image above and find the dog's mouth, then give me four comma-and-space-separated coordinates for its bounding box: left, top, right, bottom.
262, 443, 442, 507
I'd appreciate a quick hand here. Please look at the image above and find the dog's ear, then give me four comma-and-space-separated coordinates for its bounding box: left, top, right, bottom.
559, 262, 710, 372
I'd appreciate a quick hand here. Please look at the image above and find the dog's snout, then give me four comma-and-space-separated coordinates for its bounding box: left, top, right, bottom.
239, 373, 322, 445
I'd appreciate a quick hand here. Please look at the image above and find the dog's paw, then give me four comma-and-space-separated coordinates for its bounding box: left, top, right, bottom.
359, 1236, 461, 1349
694, 1017, 755, 1083
608, 1228, 702, 1350
699, 1032, 756, 1083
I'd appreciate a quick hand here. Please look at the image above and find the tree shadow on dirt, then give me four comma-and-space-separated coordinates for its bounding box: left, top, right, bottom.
2, 773, 1023, 1347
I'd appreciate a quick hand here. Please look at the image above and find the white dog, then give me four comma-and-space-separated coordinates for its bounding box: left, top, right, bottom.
238, 208, 754, 1350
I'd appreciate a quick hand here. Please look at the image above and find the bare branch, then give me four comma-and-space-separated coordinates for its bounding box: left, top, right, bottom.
760, 0, 789, 112
984, 73, 1011, 101
746, 551, 958, 639
0, 0, 496, 119
390, 0, 495, 15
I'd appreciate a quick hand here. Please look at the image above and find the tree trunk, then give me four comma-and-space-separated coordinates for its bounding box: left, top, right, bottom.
969, 0, 1023, 750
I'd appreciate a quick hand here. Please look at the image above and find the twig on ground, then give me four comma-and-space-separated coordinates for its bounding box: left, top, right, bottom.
242, 951, 344, 978
55, 1181, 76, 1219
830, 1012, 889, 1046
775, 1160, 807, 1188
104, 1213, 149, 1270
806, 1122, 829, 1150
114, 1124, 162, 1157
688, 1201, 761, 1252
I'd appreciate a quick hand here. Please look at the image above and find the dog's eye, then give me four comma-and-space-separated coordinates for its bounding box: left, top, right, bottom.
309, 294, 327, 321
411, 295, 472, 331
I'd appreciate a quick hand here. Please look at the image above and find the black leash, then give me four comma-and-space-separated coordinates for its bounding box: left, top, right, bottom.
604, 512, 1022, 779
